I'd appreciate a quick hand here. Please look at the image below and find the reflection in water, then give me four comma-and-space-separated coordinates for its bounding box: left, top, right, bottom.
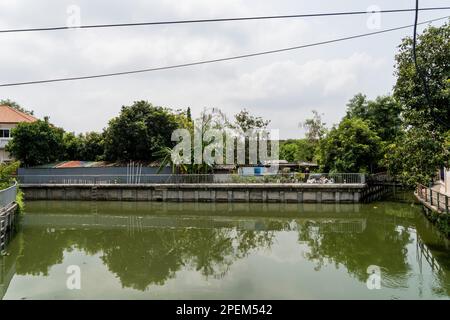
1, 201, 449, 299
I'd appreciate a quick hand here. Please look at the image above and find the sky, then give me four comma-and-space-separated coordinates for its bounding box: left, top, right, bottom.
0, 0, 448, 139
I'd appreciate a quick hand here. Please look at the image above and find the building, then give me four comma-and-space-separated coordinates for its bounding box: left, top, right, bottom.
438, 166, 450, 196
0, 105, 37, 163
237, 160, 319, 176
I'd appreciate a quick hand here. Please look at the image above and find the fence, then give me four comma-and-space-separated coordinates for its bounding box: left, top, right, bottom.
18, 173, 366, 185
0, 182, 17, 210
416, 184, 449, 214
0, 181, 18, 252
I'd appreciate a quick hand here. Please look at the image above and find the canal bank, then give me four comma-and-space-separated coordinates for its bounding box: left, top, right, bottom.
20, 183, 377, 203
415, 184, 450, 237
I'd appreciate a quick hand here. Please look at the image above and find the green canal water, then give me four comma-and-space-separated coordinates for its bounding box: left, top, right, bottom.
1, 200, 449, 300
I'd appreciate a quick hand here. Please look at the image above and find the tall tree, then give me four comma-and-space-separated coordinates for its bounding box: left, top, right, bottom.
62, 132, 83, 160
301, 110, 327, 143
79, 132, 105, 161
6, 120, 65, 166
346, 94, 402, 143
103, 101, 184, 161
233, 108, 270, 133
186, 107, 192, 122
389, 21, 450, 183
316, 118, 382, 173
394, 21, 449, 132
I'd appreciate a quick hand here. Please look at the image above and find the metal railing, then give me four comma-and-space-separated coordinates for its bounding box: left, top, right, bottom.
0, 182, 17, 210
416, 184, 449, 214
18, 173, 366, 185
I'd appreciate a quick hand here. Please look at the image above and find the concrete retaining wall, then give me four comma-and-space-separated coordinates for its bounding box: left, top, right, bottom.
21, 183, 367, 203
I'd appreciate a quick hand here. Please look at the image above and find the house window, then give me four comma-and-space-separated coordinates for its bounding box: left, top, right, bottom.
0, 129, 10, 138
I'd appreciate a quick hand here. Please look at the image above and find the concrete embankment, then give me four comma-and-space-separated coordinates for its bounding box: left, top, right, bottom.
21, 183, 372, 203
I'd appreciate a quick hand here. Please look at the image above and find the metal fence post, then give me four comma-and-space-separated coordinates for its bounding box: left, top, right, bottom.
446, 195, 449, 214
437, 193, 440, 210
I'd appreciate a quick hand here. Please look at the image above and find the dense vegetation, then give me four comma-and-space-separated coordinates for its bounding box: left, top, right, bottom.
281, 22, 449, 185
3, 22, 448, 185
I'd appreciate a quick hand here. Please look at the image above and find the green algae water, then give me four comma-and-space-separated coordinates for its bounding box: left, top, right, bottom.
1, 200, 449, 300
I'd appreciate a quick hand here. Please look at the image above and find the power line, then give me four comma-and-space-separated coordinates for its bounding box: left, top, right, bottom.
0, 16, 448, 88
1, 7, 450, 34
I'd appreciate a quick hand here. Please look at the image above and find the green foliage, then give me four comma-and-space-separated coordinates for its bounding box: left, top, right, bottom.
280, 142, 299, 162
384, 128, 448, 186
61, 131, 105, 161
394, 21, 449, 133
316, 118, 382, 173
280, 139, 316, 162
385, 21, 450, 183
186, 107, 192, 122
0, 161, 19, 188
0, 98, 34, 115
6, 120, 65, 166
104, 101, 185, 161
15, 189, 25, 214
233, 108, 270, 132
345, 93, 402, 143
301, 110, 327, 142
78, 132, 105, 161
62, 132, 82, 160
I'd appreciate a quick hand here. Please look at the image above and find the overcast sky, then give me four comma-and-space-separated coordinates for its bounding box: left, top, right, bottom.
0, 0, 448, 138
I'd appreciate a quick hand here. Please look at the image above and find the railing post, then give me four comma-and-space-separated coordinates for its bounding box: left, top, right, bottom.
430, 189, 433, 206
445, 195, 449, 214
437, 193, 440, 211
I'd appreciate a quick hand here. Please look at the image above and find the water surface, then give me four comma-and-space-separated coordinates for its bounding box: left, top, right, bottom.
1, 200, 449, 299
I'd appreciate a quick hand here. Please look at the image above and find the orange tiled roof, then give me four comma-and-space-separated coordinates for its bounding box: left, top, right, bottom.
0, 105, 37, 123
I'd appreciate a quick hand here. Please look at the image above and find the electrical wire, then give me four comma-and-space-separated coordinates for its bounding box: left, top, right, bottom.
0, 16, 448, 87
0, 7, 449, 34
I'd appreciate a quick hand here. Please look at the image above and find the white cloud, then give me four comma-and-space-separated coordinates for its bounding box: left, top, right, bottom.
0, 0, 446, 139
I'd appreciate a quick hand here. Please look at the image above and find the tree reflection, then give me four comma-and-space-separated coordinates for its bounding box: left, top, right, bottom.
14, 224, 275, 291
298, 217, 413, 288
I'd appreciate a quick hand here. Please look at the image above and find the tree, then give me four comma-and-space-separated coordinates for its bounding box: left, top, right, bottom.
296, 139, 316, 162
280, 139, 316, 163
394, 21, 449, 132
0, 161, 20, 188
384, 128, 447, 186
103, 101, 184, 161
301, 110, 327, 142
6, 120, 65, 166
233, 108, 270, 133
0, 99, 34, 115
280, 142, 299, 162
79, 132, 104, 161
390, 21, 450, 183
346, 94, 402, 143
316, 118, 382, 173
186, 107, 192, 122
62, 132, 82, 160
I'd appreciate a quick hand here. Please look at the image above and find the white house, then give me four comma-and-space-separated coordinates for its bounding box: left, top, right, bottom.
0, 105, 37, 163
